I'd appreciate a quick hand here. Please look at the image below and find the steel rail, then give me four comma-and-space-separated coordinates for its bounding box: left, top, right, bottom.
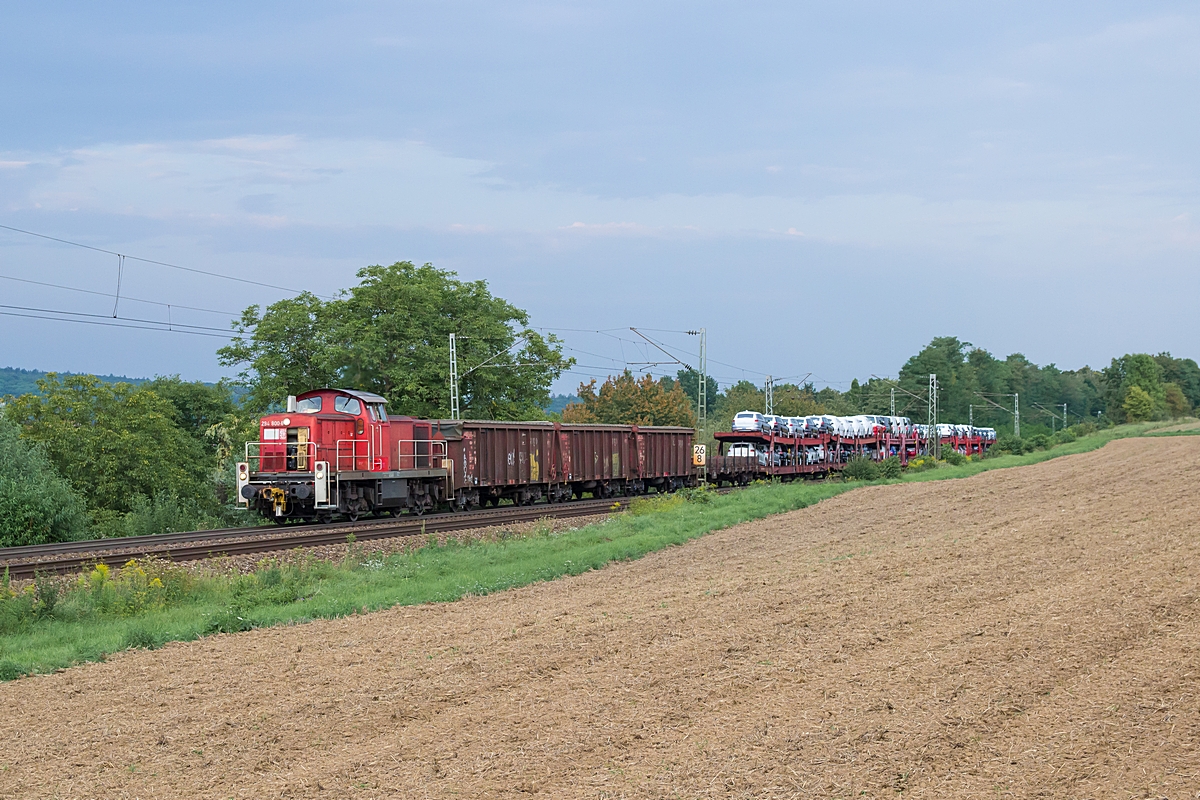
0, 515, 400, 560
0, 498, 631, 580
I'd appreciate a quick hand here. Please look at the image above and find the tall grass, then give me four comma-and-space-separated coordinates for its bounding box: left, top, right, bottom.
0, 421, 1178, 680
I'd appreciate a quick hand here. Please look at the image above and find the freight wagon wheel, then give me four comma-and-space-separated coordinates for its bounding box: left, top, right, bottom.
347, 512, 359, 522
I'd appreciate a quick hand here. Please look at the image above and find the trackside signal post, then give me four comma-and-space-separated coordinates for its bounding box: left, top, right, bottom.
687, 328, 707, 484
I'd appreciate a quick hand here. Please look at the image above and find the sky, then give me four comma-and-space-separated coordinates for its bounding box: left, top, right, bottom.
1, 1, 1198, 395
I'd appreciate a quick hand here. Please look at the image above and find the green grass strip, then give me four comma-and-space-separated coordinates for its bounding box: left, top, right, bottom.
0, 420, 1185, 680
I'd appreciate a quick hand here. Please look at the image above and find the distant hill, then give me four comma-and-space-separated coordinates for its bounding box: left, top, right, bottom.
4, 368, 573, 411
0, 366, 147, 397
544, 393, 579, 414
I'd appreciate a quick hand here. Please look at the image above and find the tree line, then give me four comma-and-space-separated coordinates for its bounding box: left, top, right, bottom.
558, 337, 1200, 441
1, 260, 1195, 548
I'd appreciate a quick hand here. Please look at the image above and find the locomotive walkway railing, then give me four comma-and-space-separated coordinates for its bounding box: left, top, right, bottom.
245, 439, 450, 473
389, 439, 448, 471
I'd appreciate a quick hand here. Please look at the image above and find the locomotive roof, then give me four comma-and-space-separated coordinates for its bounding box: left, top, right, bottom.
297, 388, 388, 405
341, 389, 388, 404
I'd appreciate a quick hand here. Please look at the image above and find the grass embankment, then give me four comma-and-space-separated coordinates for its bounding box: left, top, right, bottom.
0, 421, 1183, 680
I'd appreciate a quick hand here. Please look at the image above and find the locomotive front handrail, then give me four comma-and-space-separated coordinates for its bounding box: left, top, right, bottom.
245, 441, 317, 473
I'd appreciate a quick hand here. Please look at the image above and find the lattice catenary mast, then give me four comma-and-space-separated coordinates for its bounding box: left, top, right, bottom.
449, 333, 460, 421
928, 373, 939, 459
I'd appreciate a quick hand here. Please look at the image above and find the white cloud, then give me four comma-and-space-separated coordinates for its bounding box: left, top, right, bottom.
2, 134, 1197, 269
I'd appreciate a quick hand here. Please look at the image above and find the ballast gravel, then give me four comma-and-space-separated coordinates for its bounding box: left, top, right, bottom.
1, 436, 1198, 798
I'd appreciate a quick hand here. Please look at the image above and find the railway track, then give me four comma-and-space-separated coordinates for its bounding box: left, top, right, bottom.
0, 498, 631, 580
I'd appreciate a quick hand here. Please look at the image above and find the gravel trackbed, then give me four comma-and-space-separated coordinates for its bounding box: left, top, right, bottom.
1, 436, 1197, 798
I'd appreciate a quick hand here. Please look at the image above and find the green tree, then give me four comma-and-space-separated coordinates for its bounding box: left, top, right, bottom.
216, 292, 342, 412
897, 337, 980, 425
772, 383, 825, 416
219, 262, 572, 419
141, 376, 238, 440
3, 375, 214, 523
1103, 354, 1165, 421
894, 336, 1108, 433
711, 380, 765, 433
1122, 385, 1156, 422
0, 416, 88, 546
563, 371, 695, 426
1154, 353, 1200, 409
1163, 382, 1190, 418
661, 368, 718, 419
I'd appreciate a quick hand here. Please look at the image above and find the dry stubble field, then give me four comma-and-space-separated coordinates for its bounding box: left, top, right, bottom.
2, 437, 1198, 799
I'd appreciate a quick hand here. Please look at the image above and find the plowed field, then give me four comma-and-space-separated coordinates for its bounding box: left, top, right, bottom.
2, 437, 1198, 798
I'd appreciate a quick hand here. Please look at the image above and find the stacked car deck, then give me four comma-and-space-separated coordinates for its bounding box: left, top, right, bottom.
714, 430, 839, 479
713, 430, 932, 482
939, 434, 992, 455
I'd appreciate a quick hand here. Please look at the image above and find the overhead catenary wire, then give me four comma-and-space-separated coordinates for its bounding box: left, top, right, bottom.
0, 308, 248, 339
0, 272, 242, 317
0, 223, 335, 299
0, 302, 242, 335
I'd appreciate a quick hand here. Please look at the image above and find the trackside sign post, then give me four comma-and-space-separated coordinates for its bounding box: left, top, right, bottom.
692, 444, 706, 466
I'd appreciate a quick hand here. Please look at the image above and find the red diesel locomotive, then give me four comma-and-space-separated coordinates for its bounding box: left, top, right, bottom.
238, 388, 696, 523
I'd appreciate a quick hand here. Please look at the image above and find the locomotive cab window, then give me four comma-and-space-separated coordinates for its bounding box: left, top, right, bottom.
334, 396, 362, 415
295, 396, 322, 413
368, 402, 387, 422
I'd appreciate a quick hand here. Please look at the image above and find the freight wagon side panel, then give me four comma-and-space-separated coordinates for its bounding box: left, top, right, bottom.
565, 426, 629, 482
458, 421, 556, 488
637, 427, 694, 477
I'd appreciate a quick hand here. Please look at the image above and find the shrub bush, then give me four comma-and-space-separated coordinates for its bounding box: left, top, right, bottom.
942, 450, 967, 466
91, 493, 226, 539
878, 456, 902, 479
1052, 429, 1077, 445
1027, 433, 1051, 450
0, 417, 88, 546
995, 434, 1026, 455
1069, 420, 1097, 437
906, 456, 937, 472
843, 455, 881, 481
